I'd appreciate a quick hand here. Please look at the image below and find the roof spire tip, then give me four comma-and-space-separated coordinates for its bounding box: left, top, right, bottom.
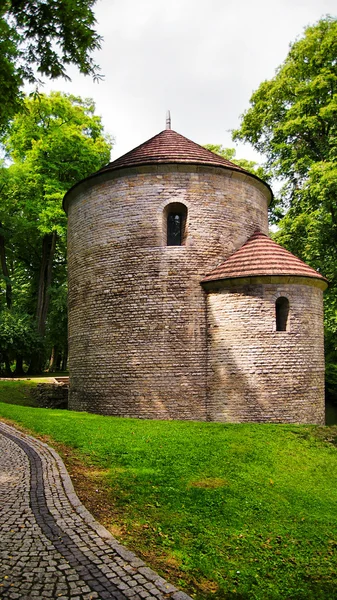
166, 110, 171, 130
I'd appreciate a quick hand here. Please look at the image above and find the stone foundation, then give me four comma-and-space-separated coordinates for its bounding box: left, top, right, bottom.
31, 384, 69, 409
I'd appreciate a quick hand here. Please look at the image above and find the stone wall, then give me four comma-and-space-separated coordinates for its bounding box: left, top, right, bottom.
206, 281, 325, 424
66, 164, 269, 419
31, 384, 69, 409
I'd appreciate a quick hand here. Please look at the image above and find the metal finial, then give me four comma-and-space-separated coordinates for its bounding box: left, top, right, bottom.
166, 110, 171, 130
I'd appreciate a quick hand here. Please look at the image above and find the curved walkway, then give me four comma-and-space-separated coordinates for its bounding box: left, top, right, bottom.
0, 422, 192, 600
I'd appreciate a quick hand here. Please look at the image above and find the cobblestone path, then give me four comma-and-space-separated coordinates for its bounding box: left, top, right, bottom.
0, 422, 191, 600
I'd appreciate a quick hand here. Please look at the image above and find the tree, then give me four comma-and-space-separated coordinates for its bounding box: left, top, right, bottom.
0, 91, 112, 373
233, 16, 337, 364
0, 309, 43, 376
232, 15, 337, 221
0, 0, 101, 131
233, 17, 337, 198
204, 144, 271, 182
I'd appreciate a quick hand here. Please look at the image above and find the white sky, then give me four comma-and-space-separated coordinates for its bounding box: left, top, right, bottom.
40, 0, 336, 165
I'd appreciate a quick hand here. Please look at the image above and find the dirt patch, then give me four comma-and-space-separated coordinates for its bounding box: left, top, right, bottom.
188, 477, 228, 489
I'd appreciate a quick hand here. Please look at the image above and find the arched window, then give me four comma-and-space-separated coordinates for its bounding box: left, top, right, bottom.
167, 213, 182, 245
165, 203, 187, 246
276, 297, 289, 331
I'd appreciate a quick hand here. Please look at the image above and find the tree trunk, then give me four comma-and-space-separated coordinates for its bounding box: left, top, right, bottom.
48, 346, 56, 372
56, 352, 62, 371
27, 354, 41, 375
28, 231, 57, 374
0, 221, 12, 309
61, 347, 68, 372
14, 355, 25, 376
36, 231, 57, 336
3, 353, 12, 377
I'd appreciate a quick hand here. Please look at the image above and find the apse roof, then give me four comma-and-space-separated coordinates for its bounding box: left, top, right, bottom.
201, 231, 327, 285
98, 129, 246, 173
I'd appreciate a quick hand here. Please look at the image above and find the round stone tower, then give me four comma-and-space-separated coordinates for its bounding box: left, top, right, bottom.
63, 129, 272, 419
63, 127, 327, 423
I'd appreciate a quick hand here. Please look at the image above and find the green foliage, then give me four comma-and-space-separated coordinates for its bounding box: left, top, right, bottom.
46, 281, 68, 355
0, 92, 112, 373
0, 380, 39, 406
0, 8, 23, 131
0, 309, 43, 361
4, 92, 111, 197
0, 0, 101, 131
204, 144, 271, 182
2, 405, 337, 599
325, 363, 337, 404
233, 16, 337, 357
233, 16, 337, 189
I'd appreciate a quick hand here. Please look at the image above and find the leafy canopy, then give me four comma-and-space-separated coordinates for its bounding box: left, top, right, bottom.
0, 91, 112, 371
2, 91, 112, 235
204, 144, 271, 182
233, 16, 337, 208
0, 0, 101, 131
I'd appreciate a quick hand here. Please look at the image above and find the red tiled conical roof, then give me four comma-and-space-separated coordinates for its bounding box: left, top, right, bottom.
99, 129, 247, 174
201, 232, 327, 285
63, 127, 273, 212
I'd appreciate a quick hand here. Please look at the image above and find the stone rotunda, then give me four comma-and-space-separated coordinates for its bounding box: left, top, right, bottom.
63, 127, 328, 424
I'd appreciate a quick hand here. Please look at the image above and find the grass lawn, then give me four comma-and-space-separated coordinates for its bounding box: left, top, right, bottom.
0, 379, 41, 406
1, 398, 337, 600
0, 374, 69, 407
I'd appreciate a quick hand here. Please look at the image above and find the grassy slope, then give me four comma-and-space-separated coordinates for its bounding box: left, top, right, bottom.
1, 401, 337, 600
0, 380, 39, 406
0, 376, 68, 407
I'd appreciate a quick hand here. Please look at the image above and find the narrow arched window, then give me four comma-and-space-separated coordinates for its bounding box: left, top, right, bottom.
167, 213, 182, 245
165, 203, 187, 246
276, 297, 289, 331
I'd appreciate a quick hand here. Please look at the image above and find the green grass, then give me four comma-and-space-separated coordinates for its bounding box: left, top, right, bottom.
1, 401, 337, 599
0, 375, 69, 407
0, 380, 40, 406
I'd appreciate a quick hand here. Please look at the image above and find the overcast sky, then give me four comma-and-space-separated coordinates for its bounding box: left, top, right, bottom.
41, 0, 336, 164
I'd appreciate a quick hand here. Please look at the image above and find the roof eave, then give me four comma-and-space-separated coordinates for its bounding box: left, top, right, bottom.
201, 273, 328, 292
63, 160, 273, 213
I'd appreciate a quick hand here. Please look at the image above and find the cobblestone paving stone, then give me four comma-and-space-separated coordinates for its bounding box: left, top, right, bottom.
0, 422, 192, 600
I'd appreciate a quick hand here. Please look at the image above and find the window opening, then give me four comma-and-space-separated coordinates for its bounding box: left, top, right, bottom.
165, 203, 187, 246
276, 297, 289, 331
167, 213, 182, 245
